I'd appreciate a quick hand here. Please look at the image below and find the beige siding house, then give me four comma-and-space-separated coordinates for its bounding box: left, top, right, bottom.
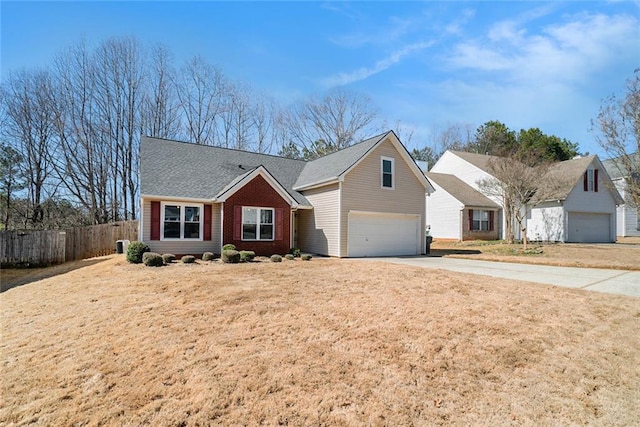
140, 131, 433, 257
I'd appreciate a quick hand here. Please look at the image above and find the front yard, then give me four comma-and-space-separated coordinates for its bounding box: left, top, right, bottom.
1, 255, 639, 425
431, 238, 640, 270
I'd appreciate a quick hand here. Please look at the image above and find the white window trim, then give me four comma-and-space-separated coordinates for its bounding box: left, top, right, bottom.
242, 206, 275, 241
160, 202, 204, 241
381, 156, 395, 189
587, 169, 595, 192
472, 209, 490, 232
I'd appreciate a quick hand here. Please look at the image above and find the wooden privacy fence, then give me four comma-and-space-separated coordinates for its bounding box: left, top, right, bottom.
0, 230, 66, 266
1, 220, 138, 266
64, 220, 138, 262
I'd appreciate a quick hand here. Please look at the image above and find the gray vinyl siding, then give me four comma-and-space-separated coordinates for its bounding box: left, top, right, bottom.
340, 140, 426, 257
298, 183, 340, 256
142, 199, 221, 255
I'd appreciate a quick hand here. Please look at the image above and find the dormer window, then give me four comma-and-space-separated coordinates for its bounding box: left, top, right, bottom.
381, 157, 394, 189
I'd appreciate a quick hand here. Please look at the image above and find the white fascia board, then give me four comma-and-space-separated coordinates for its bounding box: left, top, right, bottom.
216, 166, 299, 207
341, 132, 433, 192
293, 177, 340, 191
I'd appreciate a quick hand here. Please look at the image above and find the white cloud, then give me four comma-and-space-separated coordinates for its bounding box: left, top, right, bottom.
320, 41, 434, 87
447, 12, 638, 85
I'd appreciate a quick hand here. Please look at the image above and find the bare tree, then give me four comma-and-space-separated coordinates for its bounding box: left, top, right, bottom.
592, 69, 640, 208
479, 153, 572, 248
284, 88, 381, 159
52, 40, 111, 224
175, 56, 227, 145
143, 44, 181, 140
1, 69, 57, 228
0, 143, 24, 229
94, 36, 144, 220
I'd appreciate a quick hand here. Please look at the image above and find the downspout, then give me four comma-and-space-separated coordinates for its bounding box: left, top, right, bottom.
138, 197, 144, 242
220, 204, 224, 252
338, 180, 343, 257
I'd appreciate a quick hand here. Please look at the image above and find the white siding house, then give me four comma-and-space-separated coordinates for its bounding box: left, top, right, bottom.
432, 150, 623, 243
603, 156, 640, 237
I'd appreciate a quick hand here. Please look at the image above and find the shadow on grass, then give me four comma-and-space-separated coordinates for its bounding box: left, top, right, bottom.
428, 249, 482, 258
1, 257, 111, 293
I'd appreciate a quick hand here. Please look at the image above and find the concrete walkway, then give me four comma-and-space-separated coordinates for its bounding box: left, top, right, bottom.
355, 256, 640, 298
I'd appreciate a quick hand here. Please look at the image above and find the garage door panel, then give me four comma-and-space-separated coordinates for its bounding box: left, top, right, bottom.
567, 212, 610, 243
348, 212, 420, 257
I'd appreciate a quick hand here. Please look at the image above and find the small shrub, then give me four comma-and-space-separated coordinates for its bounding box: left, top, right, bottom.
239, 250, 255, 262
270, 254, 283, 263
301, 254, 312, 261
289, 247, 301, 258
284, 254, 295, 261
222, 249, 241, 264
126, 241, 150, 264
162, 253, 176, 264
202, 252, 215, 261
222, 243, 236, 251
143, 252, 164, 267
181, 255, 196, 264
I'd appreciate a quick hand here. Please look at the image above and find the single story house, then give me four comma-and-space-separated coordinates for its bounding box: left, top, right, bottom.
602, 155, 640, 237
139, 131, 434, 257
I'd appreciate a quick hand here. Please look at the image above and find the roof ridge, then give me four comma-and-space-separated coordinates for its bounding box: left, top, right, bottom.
142, 135, 308, 163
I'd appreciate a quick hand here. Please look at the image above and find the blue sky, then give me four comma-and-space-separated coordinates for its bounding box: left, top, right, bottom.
2, 1, 638, 156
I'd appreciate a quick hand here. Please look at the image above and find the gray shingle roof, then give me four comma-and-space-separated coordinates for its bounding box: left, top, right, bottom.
294, 132, 390, 189
140, 131, 409, 206
426, 172, 499, 208
543, 155, 596, 201
140, 137, 310, 205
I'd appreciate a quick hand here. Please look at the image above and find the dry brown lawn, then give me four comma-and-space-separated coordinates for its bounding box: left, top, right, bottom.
431, 238, 640, 271
1, 255, 639, 426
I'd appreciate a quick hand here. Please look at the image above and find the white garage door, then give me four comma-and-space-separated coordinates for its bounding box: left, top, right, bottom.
348, 211, 420, 257
567, 212, 611, 243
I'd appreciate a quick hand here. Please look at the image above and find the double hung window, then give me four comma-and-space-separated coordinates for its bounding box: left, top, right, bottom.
472, 210, 490, 231
162, 203, 202, 240
242, 207, 274, 241
381, 157, 394, 189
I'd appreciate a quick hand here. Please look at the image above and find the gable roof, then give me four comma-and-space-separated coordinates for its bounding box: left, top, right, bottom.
294, 133, 386, 189
140, 130, 430, 206
538, 155, 624, 204
140, 137, 310, 206
293, 130, 431, 191
426, 172, 499, 208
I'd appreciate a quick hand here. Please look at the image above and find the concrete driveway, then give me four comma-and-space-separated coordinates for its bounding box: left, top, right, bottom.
355, 256, 640, 298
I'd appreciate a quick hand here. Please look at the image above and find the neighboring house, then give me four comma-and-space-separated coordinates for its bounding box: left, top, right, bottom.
602, 155, 640, 237
425, 172, 500, 241
526, 156, 623, 243
139, 131, 433, 258
430, 150, 623, 243
430, 150, 509, 239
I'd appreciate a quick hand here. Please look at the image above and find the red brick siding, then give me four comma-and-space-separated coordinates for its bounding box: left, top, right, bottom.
223, 175, 291, 256
462, 208, 499, 241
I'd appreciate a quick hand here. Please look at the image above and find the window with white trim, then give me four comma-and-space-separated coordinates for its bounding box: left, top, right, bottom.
381, 157, 394, 189
242, 207, 274, 241
161, 202, 203, 240
587, 169, 595, 192
472, 210, 490, 231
